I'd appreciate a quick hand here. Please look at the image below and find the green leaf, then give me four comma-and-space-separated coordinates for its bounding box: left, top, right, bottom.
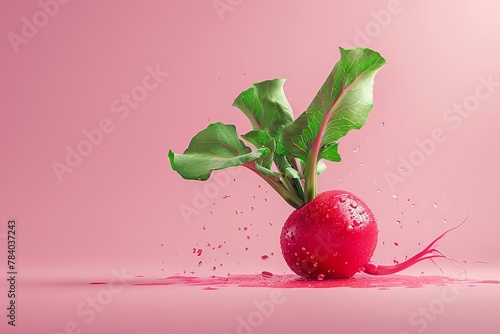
317, 159, 327, 175
241, 130, 276, 169
233, 79, 294, 140
273, 155, 299, 178
279, 48, 387, 162
320, 143, 341, 162
275, 155, 326, 179
169, 122, 269, 181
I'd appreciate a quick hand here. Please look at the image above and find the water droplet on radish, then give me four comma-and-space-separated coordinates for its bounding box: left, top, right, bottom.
350, 202, 358, 208
339, 197, 347, 203
345, 225, 354, 232
301, 247, 306, 251
317, 274, 325, 280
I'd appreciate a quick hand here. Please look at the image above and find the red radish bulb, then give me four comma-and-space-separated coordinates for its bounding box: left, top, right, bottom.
280, 190, 378, 279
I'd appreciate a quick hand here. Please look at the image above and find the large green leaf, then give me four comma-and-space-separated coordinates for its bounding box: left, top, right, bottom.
279, 48, 387, 162
233, 79, 294, 139
169, 122, 269, 180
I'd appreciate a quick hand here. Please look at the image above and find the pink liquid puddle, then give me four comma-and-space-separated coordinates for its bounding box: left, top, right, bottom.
118, 273, 500, 290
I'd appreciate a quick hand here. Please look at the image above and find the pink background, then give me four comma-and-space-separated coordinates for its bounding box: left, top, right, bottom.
1, 0, 500, 333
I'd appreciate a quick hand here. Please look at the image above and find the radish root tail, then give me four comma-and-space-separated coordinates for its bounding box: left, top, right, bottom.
364, 214, 470, 276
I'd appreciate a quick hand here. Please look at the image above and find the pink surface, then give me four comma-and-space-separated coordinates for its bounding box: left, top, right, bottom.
1, 0, 500, 333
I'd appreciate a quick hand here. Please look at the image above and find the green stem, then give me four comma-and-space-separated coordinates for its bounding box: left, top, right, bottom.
281, 176, 295, 195
304, 149, 318, 203
245, 164, 304, 209
292, 178, 304, 200
304, 97, 334, 203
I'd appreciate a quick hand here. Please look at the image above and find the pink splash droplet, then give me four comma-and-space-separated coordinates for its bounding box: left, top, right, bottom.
261, 271, 273, 278
261, 255, 269, 260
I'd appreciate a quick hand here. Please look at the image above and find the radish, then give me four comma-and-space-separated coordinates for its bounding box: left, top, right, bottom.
281, 190, 378, 279
169, 47, 461, 279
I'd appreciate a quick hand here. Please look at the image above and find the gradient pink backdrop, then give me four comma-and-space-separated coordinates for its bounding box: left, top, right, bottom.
1, 1, 500, 333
